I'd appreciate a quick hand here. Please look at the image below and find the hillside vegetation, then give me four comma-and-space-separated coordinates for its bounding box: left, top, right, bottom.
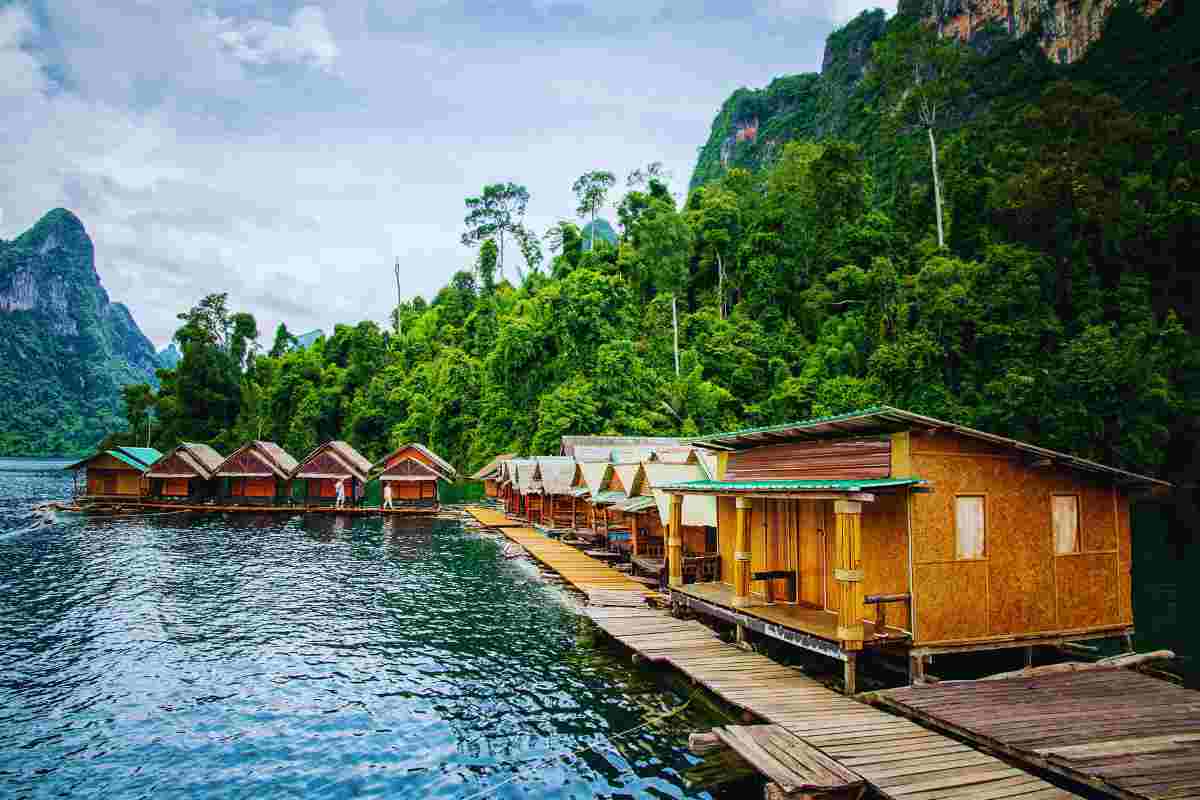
104, 1, 1197, 500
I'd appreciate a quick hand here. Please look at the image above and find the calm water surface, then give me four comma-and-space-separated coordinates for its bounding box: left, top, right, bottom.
0, 459, 735, 799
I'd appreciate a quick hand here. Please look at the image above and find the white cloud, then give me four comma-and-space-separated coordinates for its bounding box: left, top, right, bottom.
763, 0, 896, 23
213, 5, 339, 71
0, 4, 45, 97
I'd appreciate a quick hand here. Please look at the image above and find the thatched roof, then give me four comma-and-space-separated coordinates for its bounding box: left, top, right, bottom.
536, 456, 577, 495
215, 441, 297, 479
472, 453, 516, 480
560, 435, 680, 458
294, 440, 372, 482
145, 442, 224, 480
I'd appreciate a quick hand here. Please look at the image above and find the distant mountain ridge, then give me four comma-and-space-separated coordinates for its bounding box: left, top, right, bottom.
0, 209, 161, 455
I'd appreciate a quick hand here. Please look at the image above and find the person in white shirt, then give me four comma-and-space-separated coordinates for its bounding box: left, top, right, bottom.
382, 481, 394, 510
335, 478, 346, 509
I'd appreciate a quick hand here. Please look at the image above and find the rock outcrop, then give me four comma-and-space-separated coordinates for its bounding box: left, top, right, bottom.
0, 209, 161, 454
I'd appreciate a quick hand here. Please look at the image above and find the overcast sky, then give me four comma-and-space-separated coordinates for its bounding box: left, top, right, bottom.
0, 0, 894, 348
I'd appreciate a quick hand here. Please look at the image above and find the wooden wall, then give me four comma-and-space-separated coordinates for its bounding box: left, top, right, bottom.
389, 480, 436, 500
485, 479, 498, 497
909, 429, 1132, 647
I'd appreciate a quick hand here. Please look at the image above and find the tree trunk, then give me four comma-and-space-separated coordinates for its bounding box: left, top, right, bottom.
928, 126, 946, 249
715, 248, 725, 319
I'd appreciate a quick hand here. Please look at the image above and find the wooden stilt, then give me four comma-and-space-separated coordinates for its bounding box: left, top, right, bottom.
908, 654, 925, 685
843, 652, 857, 696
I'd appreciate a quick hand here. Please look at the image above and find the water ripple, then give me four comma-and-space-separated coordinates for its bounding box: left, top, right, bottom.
0, 463, 734, 799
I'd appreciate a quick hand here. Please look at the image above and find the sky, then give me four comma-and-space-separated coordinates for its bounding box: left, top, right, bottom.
0, 0, 894, 349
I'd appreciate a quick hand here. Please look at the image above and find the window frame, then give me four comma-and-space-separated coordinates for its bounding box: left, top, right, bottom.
954, 493, 988, 561
1051, 492, 1082, 555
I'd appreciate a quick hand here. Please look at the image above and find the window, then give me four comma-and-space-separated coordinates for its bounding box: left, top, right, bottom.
955, 495, 986, 559
1053, 495, 1080, 554
705, 526, 718, 553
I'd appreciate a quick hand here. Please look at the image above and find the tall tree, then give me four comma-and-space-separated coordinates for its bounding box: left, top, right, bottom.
870, 19, 968, 249
461, 182, 533, 282
572, 170, 616, 250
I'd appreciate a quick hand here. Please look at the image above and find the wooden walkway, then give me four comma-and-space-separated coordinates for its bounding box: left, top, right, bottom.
464, 507, 1079, 799
587, 603, 1080, 799
878, 669, 1200, 800
465, 507, 648, 602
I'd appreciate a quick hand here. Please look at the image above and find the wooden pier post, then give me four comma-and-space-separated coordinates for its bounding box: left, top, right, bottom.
734, 497, 752, 607
668, 493, 684, 587
833, 501, 864, 661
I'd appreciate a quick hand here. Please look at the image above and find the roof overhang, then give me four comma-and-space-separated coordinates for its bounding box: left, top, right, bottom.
658, 477, 926, 501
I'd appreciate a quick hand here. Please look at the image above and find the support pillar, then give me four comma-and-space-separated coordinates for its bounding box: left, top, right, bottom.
844, 652, 858, 695
834, 500, 864, 652
668, 493, 684, 587
571, 496, 577, 530
733, 497, 752, 607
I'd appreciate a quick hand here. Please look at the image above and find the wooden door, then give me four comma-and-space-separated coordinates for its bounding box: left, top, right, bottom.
102, 472, 118, 495
823, 500, 839, 612
795, 500, 825, 607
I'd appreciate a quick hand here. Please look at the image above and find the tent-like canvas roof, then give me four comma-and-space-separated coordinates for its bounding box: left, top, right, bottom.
688, 406, 1168, 488
471, 453, 516, 481
579, 461, 609, 497
536, 456, 577, 495
643, 461, 718, 527
612, 463, 640, 496
145, 443, 224, 480
215, 441, 297, 479
513, 459, 542, 494
294, 440, 372, 482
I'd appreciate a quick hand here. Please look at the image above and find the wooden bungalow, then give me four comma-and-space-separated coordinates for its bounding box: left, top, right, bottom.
622, 450, 720, 584
214, 441, 298, 505
369, 443, 457, 509
293, 441, 372, 506
660, 406, 1169, 693
65, 446, 162, 501
496, 459, 518, 515
534, 456, 577, 528
511, 459, 543, 521
590, 459, 641, 547
143, 443, 224, 503
471, 453, 515, 498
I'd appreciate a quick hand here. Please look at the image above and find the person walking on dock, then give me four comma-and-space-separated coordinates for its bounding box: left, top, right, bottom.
383, 481, 394, 510
336, 478, 347, 509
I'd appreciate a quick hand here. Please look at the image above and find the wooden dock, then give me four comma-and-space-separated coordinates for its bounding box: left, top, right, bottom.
877, 669, 1200, 800
464, 507, 1080, 799
465, 507, 649, 602
587, 603, 1081, 799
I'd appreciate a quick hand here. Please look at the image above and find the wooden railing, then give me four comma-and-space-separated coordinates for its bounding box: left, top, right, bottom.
864, 592, 911, 636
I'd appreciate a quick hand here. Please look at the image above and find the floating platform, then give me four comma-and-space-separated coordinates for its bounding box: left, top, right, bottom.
876, 668, 1200, 800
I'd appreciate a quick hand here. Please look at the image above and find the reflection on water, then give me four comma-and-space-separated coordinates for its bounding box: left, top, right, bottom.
0, 460, 739, 799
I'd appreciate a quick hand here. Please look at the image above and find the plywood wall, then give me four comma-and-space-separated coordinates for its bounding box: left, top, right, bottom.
718, 496, 736, 585
910, 430, 1132, 646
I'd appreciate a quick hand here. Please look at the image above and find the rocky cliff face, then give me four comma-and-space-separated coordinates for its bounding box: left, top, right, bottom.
0, 209, 161, 455
689, 10, 888, 190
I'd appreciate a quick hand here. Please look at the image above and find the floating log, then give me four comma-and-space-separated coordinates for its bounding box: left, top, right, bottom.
979, 649, 1175, 681
688, 731, 725, 755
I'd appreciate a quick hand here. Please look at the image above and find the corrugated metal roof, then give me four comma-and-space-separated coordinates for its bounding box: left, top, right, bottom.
573, 445, 614, 463
687, 406, 1169, 488
107, 449, 154, 471
591, 490, 628, 505
614, 495, 656, 513
560, 435, 680, 458
536, 456, 577, 495
120, 447, 163, 468
658, 478, 926, 494
471, 453, 516, 480
65, 447, 162, 471
570, 487, 590, 497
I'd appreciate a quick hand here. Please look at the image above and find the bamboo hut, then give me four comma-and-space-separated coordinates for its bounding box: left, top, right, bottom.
622, 449, 719, 583
660, 406, 1169, 692
496, 460, 518, 515
292, 441, 372, 507
214, 441, 298, 505
535, 456, 577, 528
576, 455, 613, 532
143, 443, 224, 503
65, 446, 162, 500
472, 453, 515, 498
511, 459, 542, 521
368, 443, 457, 509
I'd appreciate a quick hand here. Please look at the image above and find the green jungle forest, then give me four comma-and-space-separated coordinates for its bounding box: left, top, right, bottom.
105, 3, 1198, 510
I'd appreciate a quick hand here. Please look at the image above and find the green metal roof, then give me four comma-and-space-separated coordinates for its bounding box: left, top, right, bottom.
685, 407, 891, 447
591, 490, 628, 505
615, 495, 657, 513
119, 447, 163, 467
656, 478, 926, 493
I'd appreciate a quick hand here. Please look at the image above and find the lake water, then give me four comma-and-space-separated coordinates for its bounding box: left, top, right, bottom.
0, 458, 740, 799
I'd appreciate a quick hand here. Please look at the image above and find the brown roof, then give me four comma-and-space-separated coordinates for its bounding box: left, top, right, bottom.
371, 443, 457, 481
215, 441, 297, 479
471, 453, 516, 480
293, 440, 372, 482
146, 442, 225, 480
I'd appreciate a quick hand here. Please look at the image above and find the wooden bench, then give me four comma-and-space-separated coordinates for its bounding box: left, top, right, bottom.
712, 724, 864, 799
753, 569, 796, 603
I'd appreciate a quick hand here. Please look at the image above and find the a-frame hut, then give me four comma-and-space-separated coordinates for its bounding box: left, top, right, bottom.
369, 443, 457, 509
293, 441, 372, 507
214, 441, 298, 505
65, 446, 162, 500
534, 456, 577, 528
496, 460, 517, 514
472, 453, 515, 498
620, 449, 719, 582
575, 452, 612, 531
144, 443, 224, 503
511, 459, 542, 521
